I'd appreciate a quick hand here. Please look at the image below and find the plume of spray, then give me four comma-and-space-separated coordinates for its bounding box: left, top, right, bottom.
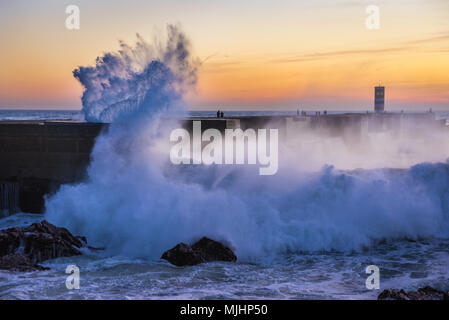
73, 25, 197, 123
45, 25, 449, 262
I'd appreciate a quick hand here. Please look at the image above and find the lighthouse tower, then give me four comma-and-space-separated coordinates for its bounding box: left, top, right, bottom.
374, 86, 385, 113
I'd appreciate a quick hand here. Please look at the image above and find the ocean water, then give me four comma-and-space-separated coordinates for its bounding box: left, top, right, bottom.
2, 109, 449, 122
1, 213, 449, 299
1, 110, 449, 299
3, 25, 449, 300
0, 109, 84, 121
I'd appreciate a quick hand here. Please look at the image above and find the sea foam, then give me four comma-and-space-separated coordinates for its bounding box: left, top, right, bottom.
45, 25, 449, 262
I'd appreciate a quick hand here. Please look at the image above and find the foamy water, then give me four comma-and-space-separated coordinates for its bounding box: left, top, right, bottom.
1, 213, 449, 300
1, 25, 449, 299
2, 113, 449, 300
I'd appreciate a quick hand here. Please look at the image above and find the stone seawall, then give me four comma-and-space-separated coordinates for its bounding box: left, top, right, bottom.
0, 113, 444, 213
0, 118, 270, 213
0, 121, 107, 213
0, 181, 19, 217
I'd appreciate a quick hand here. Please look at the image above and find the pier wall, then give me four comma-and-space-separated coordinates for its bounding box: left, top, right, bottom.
0, 122, 106, 213
0, 113, 445, 213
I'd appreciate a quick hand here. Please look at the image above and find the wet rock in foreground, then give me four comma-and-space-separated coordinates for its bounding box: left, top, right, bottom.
378, 286, 449, 300
161, 237, 237, 267
0, 253, 49, 272
0, 220, 87, 271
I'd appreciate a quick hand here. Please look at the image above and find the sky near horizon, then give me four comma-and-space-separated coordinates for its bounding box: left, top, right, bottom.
0, 0, 448, 111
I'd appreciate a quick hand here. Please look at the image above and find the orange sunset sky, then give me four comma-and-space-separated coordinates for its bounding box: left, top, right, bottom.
0, 0, 448, 111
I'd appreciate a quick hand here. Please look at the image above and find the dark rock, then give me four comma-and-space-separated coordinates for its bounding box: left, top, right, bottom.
87, 245, 105, 251
161, 243, 203, 266
0, 253, 49, 272
378, 286, 449, 300
0, 220, 86, 271
192, 237, 237, 263
161, 237, 237, 267
378, 289, 411, 300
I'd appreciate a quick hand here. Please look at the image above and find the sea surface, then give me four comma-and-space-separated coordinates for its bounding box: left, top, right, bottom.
0, 109, 84, 121
1, 213, 449, 299
1, 109, 449, 122
1, 109, 449, 300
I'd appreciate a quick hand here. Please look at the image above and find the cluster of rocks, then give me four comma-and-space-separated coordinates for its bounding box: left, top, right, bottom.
378, 286, 449, 300
0, 219, 237, 271
0, 220, 86, 271
4, 220, 448, 301
161, 237, 237, 266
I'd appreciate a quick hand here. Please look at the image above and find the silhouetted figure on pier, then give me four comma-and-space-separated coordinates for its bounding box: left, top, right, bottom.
221, 111, 224, 118
217, 110, 220, 118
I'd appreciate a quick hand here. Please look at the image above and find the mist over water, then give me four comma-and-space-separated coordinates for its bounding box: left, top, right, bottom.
44, 26, 449, 264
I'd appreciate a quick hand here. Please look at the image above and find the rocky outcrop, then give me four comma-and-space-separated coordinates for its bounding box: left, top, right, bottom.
161, 243, 203, 266
378, 286, 449, 300
191, 237, 237, 263
161, 237, 237, 267
0, 253, 49, 272
0, 220, 86, 271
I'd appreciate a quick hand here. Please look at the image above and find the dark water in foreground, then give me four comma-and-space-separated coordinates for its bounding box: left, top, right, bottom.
1, 214, 448, 300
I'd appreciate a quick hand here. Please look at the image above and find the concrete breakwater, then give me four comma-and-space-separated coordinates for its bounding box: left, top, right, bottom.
0, 121, 106, 213
0, 181, 19, 217
0, 112, 445, 213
